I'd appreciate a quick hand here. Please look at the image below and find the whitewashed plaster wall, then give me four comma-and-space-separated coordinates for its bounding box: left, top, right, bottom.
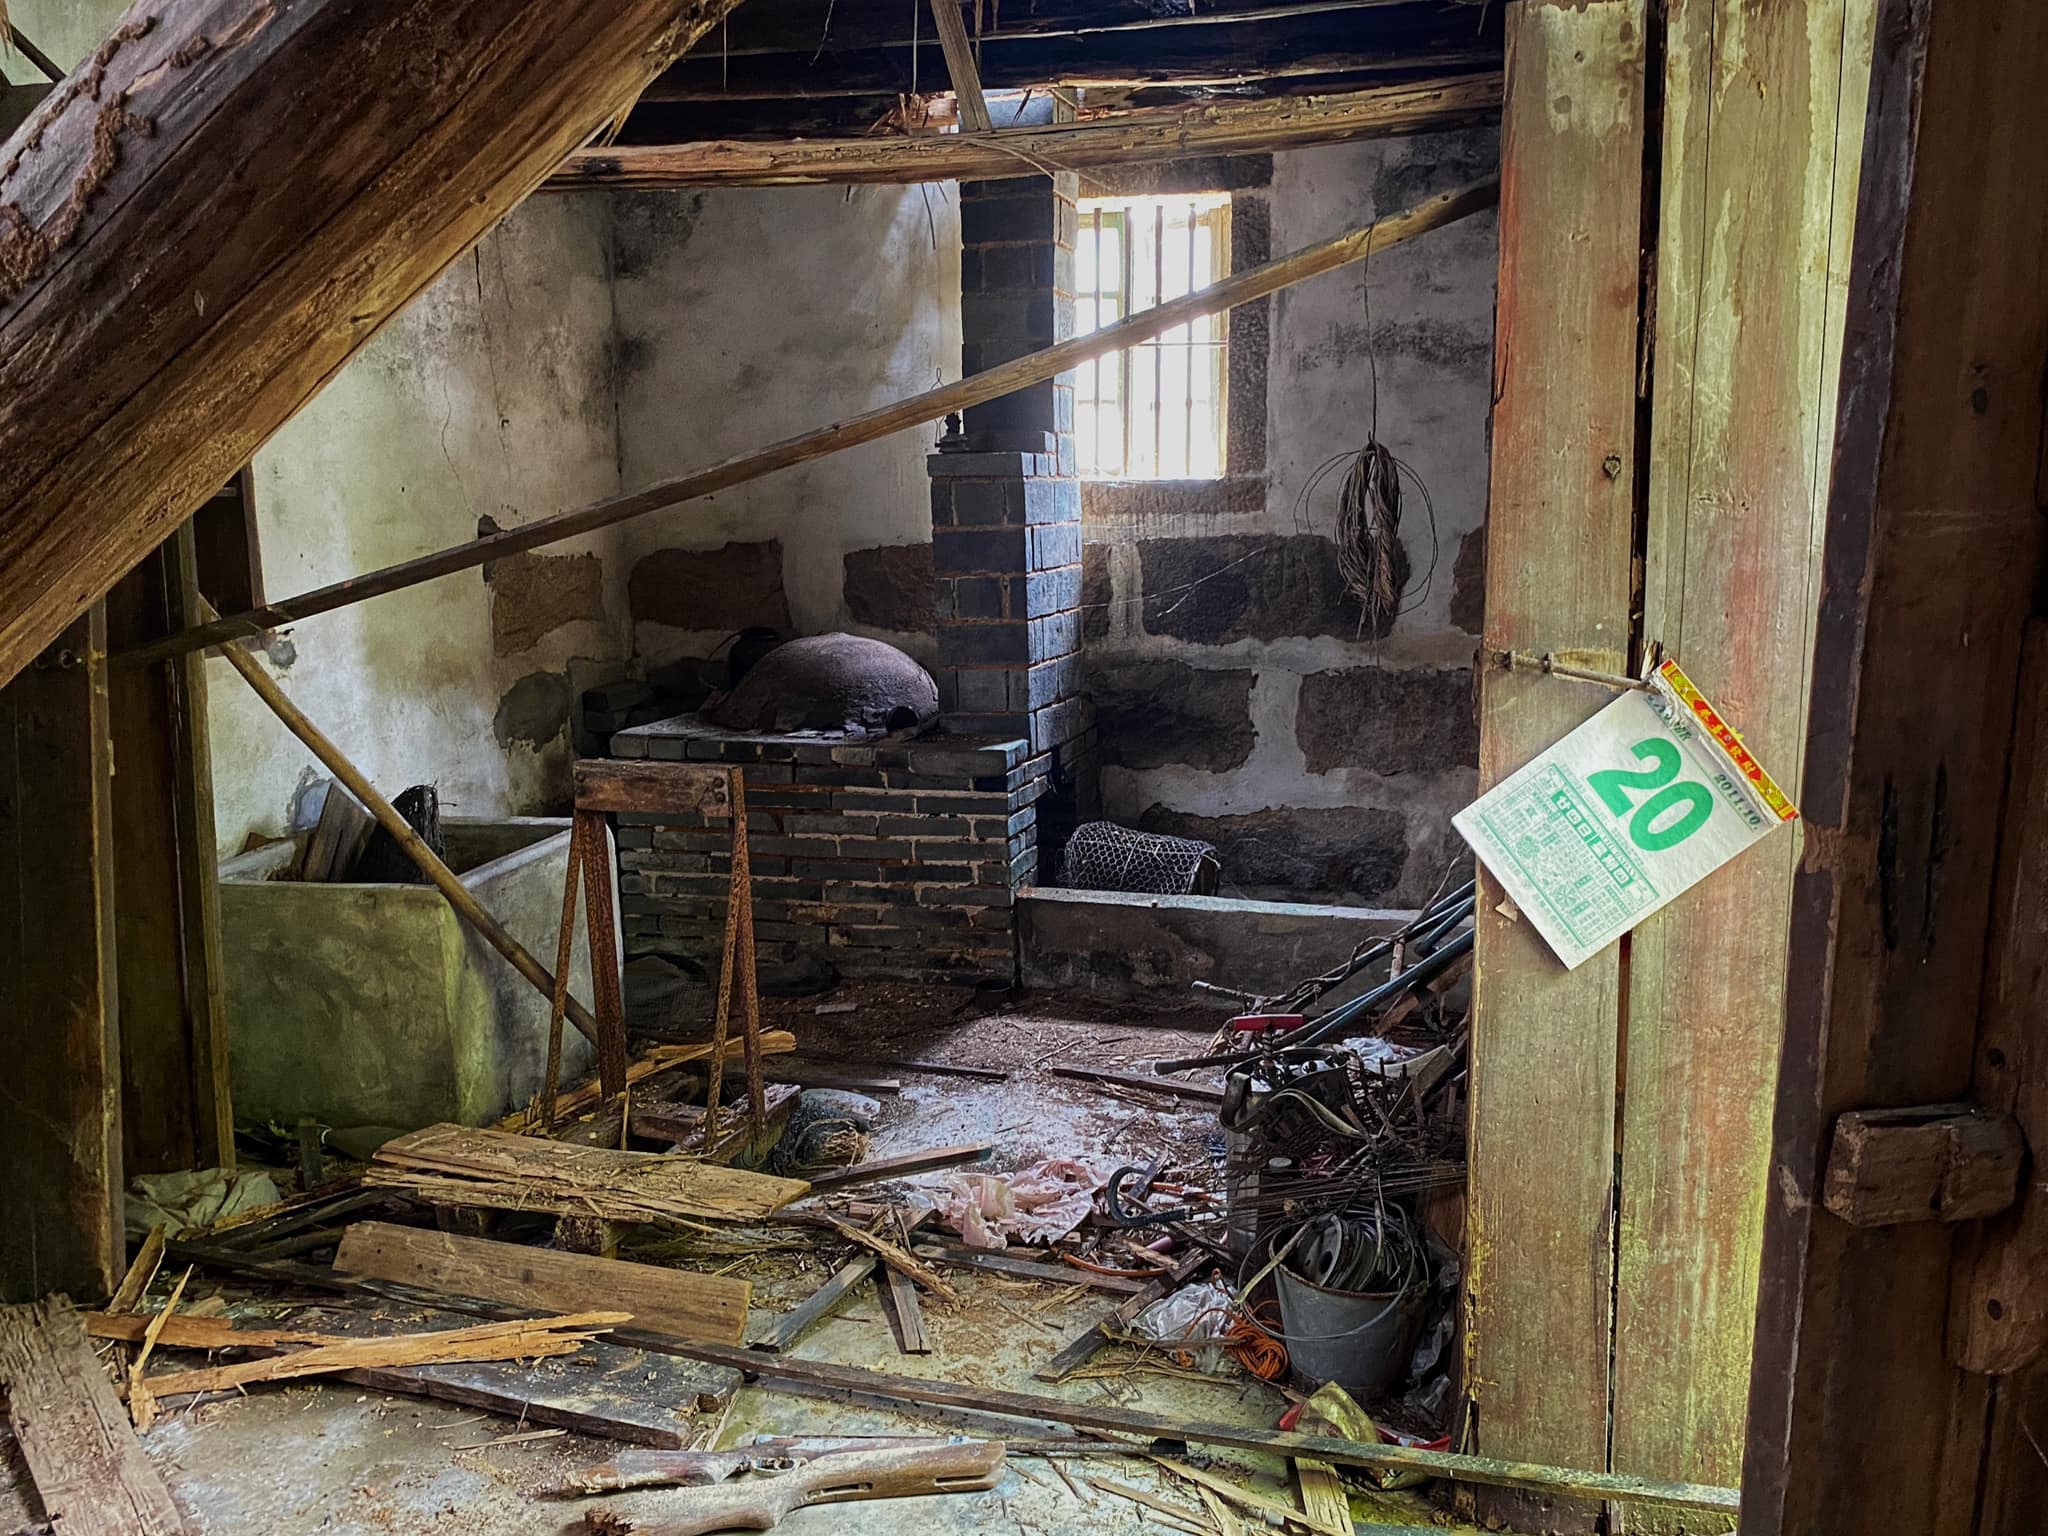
607, 183, 962, 671
204, 197, 632, 854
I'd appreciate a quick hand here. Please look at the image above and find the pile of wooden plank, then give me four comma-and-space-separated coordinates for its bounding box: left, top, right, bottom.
363, 1123, 810, 1224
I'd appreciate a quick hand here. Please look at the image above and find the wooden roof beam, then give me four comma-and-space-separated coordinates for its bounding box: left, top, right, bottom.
554, 74, 1502, 191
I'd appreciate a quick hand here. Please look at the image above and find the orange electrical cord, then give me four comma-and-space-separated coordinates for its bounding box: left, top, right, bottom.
1227, 1303, 1290, 1380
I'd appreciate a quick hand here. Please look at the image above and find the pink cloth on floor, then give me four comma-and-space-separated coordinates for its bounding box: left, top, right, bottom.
917, 1157, 1105, 1249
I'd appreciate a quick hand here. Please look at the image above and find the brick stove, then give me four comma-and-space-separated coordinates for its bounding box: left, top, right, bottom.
610, 716, 1051, 982
612, 167, 1104, 986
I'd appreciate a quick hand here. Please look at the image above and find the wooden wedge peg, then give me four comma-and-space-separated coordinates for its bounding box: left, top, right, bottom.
1822, 1104, 2024, 1227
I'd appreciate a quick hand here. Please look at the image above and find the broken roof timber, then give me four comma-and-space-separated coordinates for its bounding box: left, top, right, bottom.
549, 74, 1501, 191
0, 0, 744, 690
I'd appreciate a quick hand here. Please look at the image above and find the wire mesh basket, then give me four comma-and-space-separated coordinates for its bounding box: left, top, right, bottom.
1057, 820, 1220, 896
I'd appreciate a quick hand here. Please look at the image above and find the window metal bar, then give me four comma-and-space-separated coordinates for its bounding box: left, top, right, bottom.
1081, 207, 1097, 475
1120, 202, 1133, 478
1153, 201, 1165, 477
1075, 192, 1230, 481
1184, 199, 1198, 477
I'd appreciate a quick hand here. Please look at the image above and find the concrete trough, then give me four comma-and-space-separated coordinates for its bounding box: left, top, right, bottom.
1017, 886, 1413, 1003
219, 817, 605, 1132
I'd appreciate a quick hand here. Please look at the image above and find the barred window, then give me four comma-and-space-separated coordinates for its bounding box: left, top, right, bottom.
1073, 192, 1232, 480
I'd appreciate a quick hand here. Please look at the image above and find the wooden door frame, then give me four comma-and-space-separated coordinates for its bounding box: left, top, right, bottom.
1743, 0, 2048, 1530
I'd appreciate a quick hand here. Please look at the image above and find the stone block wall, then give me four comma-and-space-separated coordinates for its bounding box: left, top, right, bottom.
1078, 128, 1499, 907
608, 719, 1042, 983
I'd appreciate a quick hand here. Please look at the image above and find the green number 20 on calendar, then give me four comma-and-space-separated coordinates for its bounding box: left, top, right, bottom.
1454, 658, 1798, 969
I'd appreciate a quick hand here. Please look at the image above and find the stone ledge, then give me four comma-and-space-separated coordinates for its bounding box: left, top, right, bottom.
1018, 887, 1414, 1002
611, 713, 1028, 774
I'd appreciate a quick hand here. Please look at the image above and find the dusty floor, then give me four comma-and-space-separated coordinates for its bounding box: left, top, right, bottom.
0, 986, 1462, 1535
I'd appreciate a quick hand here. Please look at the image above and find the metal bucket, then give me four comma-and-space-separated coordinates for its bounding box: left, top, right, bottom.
1272, 1261, 1426, 1399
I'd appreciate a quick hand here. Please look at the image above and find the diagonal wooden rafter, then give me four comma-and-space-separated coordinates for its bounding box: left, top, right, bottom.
0, 0, 746, 689
927, 0, 992, 133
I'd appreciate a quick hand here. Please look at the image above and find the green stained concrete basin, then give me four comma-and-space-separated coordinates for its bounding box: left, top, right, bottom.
219, 818, 604, 1132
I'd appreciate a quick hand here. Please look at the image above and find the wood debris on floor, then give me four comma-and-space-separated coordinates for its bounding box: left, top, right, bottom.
331, 1222, 751, 1345
0, 1297, 188, 1536
1, 976, 1736, 1536
361, 1124, 811, 1223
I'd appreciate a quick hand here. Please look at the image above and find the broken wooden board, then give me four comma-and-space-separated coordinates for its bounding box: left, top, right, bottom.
107, 1227, 167, 1315
805, 1142, 994, 1193
573, 758, 731, 817
880, 1267, 929, 1356
914, 1243, 1150, 1296
333, 1221, 750, 1345
285, 1299, 726, 1444
722, 1063, 900, 1095
138, 1311, 622, 1399
301, 783, 372, 881
504, 1030, 798, 1135
1048, 1066, 1223, 1105
0, 1298, 187, 1535
1033, 1250, 1209, 1381
96, 1301, 712, 1444
85, 1313, 336, 1351
1822, 1105, 2023, 1227
871, 1059, 1010, 1083
364, 1123, 809, 1223
631, 1083, 800, 1158
826, 1220, 961, 1307
755, 1255, 877, 1355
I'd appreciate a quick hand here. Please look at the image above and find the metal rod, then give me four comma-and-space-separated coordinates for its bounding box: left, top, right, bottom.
1183, 198, 1197, 475
1119, 205, 1132, 475
6, 26, 64, 81
124, 177, 1497, 667
1493, 647, 1650, 693
204, 603, 604, 1050
1152, 201, 1165, 475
